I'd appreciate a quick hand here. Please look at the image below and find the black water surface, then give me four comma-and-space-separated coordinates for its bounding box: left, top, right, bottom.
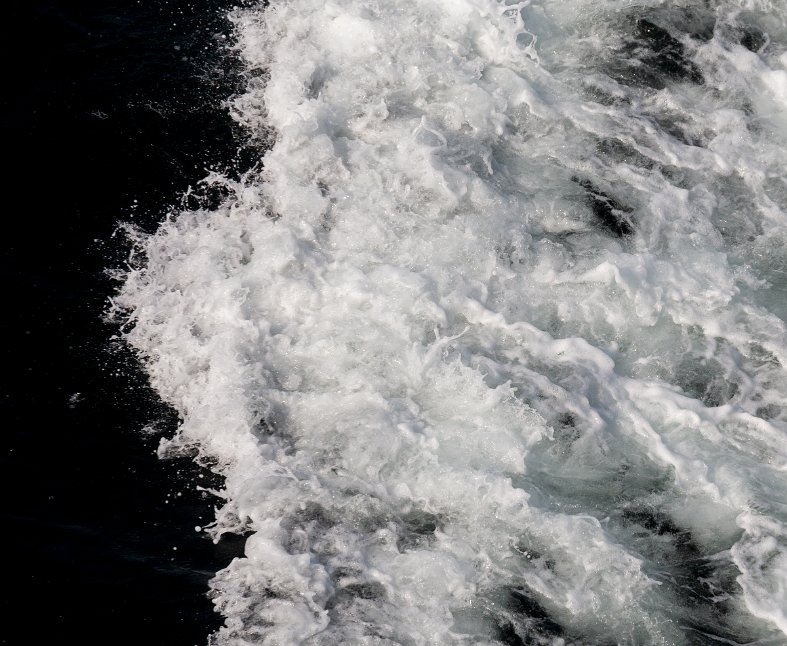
2, 1, 254, 643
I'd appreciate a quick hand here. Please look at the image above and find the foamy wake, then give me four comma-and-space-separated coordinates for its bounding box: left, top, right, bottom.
115, 0, 787, 643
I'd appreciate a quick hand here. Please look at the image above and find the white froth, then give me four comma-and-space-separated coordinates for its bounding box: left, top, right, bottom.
116, 0, 787, 643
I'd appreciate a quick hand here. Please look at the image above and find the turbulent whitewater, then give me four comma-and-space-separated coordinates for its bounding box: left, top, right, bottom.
113, 0, 787, 643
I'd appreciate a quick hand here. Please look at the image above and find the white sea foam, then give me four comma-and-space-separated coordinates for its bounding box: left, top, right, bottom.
115, 0, 787, 643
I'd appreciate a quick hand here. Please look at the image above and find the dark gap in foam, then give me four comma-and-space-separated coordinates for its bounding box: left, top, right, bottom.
553, 411, 580, 440
596, 138, 656, 169
284, 501, 337, 529
306, 65, 334, 99
508, 588, 564, 634
685, 12, 717, 43
397, 509, 444, 551
281, 501, 338, 554
711, 173, 764, 244
635, 18, 705, 86
664, 558, 748, 644
755, 403, 782, 421
650, 113, 706, 147
739, 27, 767, 53
674, 356, 739, 408
659, 164, 693, 188
572, 177, 634, 237
608, 12, 706, 91
621, 505, 697, 545
326, 569, 387, 612
208, 583, 285, 633
615, 503, 760, 643
548, 412, 582, 457
582, 84, 624, 107
494, 622, 535, 646
487, 587, 568, 646
730, 12, 773, 55
336, 581, 387, 601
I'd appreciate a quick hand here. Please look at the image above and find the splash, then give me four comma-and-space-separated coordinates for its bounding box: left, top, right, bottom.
115, 0, 787, 643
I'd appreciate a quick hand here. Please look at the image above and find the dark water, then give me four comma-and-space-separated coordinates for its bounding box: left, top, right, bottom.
3, 1, 250, 642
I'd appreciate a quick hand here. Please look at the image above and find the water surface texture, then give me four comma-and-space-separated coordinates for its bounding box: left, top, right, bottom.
115, 1, 787, 643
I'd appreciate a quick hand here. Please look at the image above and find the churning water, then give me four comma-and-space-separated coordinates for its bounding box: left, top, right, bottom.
113, 1, 787, 643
